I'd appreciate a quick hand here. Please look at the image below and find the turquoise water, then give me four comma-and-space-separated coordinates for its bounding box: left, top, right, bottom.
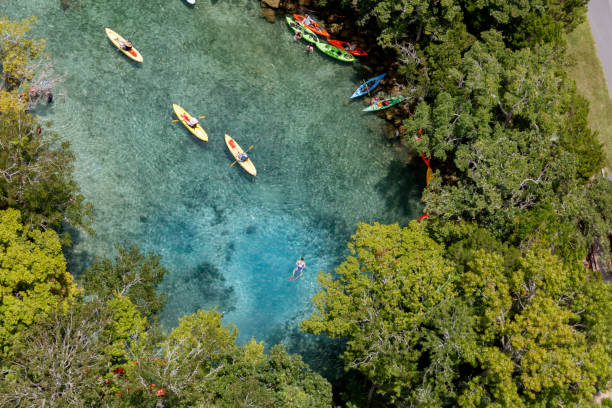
3, 0, 421, 364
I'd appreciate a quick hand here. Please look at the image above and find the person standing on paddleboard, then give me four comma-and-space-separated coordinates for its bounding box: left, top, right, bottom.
289, 257, 305, 280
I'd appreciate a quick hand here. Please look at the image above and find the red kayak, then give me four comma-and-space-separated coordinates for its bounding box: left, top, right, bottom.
327, 39, 367, 56
293, 14, 330, 37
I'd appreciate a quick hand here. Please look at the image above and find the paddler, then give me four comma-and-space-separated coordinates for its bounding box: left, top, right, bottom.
120, 39, 133, 51
303, 15, 314, 26
238, 151, 249, 162
184, 114, 199, 128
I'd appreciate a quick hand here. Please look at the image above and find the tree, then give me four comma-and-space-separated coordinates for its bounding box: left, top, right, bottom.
302, 222, 461, 405
0, 297, 150, 407
456, 244, 612, 407
81, 245, 168, 318
121, 309, 332, 407
302, 221, 612, 406
0, 16, 45, 93
0, 17, 91, 241
0, 208, 78, 356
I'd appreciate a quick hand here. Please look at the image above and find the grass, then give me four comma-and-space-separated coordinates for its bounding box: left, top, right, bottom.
565, 20, 612, 167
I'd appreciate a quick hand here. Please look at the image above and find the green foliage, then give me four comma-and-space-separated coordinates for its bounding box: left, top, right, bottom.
0, 100, 92, 240
303, 221, 612, 406
457, 244, 612, 406
0, 16, 45, 92
603, 398, 612, 408
81, 245, 168, 318
302, 221, 462, 404
0, 208, 78, 356
508, 11, 564, 48
103, 296, 147, 366
120, 309, 332, 407
558, 92, 605, 179
0, 300, 116, 407
0, 16, 91, 242
400, 33, 607, 237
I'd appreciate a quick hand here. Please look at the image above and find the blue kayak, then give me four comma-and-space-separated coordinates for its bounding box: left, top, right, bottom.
351, 73, 386, 99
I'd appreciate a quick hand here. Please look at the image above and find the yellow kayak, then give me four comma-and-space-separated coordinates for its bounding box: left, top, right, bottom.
225, 134, 256, 176
105, 28, 143, 62
172, 104, 208, 142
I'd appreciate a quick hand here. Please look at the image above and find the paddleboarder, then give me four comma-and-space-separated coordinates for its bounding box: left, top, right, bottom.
289, 257, 305, 280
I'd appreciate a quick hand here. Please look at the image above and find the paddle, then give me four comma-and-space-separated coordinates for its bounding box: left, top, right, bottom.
362, 79, 371, 97
171, 115, 206, 123
230, 145, 254, 167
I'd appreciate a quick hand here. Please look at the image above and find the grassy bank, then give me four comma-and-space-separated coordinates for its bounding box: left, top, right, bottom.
566, 20, 612, 167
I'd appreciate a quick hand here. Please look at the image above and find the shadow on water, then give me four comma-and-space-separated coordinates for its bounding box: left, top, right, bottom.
61, 224, 96, 279
375, 159, 425, 220
186, 261, 237, 313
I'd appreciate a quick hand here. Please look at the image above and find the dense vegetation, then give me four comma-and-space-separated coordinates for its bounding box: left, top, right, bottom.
1, 0, 611, 405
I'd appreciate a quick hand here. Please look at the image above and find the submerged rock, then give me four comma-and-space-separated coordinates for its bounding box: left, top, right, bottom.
328, 23, 343, 35
261, 8, 276, 23
262, 0, 280, 8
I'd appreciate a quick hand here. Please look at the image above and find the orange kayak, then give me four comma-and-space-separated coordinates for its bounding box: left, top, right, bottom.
293, 14, 330, 37
327, 39, 367, 56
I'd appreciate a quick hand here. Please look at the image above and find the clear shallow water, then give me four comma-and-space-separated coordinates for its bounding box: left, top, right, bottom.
4, 0, 421, 366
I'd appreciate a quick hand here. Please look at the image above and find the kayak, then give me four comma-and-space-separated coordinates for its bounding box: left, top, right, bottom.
225, 134, 256, 176
173, 104, 208, 142
315, 42, 355, 62
327, 39, 367, 56
351, 73, 386, 99
105, 28, 143, 63
285, 16, 318, 44
293, 14, 330, 37
363, 96, 405, 112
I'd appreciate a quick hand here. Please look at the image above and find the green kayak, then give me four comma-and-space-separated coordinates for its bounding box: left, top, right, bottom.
315, 42, 355, 62
286, 16, 318, 44
363, 96, 405, 112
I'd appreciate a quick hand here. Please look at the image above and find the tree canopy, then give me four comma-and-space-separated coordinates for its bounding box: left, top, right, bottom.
0, 208, 78, 356
302, 221, 612, 407
80, 245, 168, 318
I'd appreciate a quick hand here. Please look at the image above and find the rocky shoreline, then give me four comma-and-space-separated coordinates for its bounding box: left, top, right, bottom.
259, 0, 412, 149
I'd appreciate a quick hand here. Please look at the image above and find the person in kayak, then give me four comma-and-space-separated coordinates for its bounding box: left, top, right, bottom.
290, 257, 305, 280
303, 15, 314, 26
120, 40, 133, 51
238, 152, 249, 162
345, 43, 356, 51
184, 115, 199, 127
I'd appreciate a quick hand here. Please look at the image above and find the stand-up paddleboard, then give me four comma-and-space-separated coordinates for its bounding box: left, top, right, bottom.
173, 104, 208, 142
225, 134, 256, 176
105, 28, 143, 62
